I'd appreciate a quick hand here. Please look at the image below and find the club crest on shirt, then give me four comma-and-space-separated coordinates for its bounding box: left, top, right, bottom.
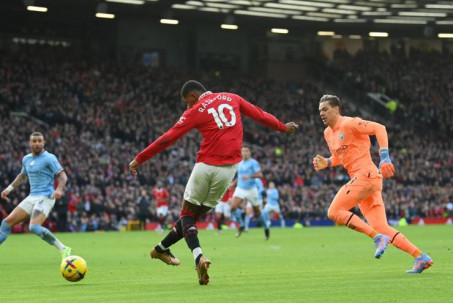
339, 132, 345, 140
30, 160, 35, 166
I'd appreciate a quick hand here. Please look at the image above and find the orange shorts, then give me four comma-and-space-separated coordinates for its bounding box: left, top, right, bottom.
330, 172, 383, 212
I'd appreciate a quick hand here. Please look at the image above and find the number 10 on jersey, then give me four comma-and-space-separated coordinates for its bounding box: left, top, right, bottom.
208, 104, 237, 129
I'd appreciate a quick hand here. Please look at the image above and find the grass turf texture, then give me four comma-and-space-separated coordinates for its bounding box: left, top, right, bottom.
0, 225, 452, 303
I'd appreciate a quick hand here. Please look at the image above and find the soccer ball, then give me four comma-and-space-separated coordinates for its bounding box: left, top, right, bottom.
60, 256, 87, 282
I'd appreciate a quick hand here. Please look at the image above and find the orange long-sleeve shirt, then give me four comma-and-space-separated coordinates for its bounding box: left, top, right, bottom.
324, 116, 388, 178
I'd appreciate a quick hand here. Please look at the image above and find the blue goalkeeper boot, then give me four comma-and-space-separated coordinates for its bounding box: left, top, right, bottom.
406, 253, 433, 273
373, 234, 390, 259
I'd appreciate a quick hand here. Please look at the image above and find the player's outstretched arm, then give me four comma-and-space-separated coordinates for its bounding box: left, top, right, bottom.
1, 173, 28, 202
350, 118, 395, 178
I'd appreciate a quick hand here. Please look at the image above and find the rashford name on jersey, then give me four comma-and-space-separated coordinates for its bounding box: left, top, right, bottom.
135, 92, 287, 166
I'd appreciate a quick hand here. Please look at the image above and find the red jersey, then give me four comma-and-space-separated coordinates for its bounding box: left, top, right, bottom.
220, 187, 235, 203
152, 188, 169, 207
135, 92, 287, 165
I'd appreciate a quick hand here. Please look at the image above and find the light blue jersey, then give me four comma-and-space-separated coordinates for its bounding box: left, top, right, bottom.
266, 188, 279, 206
255, 178, 264, 200
237, 158, 261, 190
21, 151, 63, 196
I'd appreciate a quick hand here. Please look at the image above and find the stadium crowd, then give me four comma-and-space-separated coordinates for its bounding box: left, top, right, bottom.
0, 44, 452, 232
324, 47, 453, 138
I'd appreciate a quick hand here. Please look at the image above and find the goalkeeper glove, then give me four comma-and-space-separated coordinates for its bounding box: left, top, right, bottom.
379, 148, 395, 179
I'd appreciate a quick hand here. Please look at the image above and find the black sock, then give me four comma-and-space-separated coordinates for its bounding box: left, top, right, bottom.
182, 216, 200, 251
160, 219, 183, 249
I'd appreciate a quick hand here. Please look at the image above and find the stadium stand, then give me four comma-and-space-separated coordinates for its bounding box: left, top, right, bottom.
0, 44, 452, 231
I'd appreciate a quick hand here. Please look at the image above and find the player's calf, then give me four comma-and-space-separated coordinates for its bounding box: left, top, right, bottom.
0, 220, 11, 244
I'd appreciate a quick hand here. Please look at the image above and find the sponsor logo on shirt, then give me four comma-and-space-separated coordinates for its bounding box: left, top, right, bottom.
30, 160, 35, 166
334, 145, 348, 154
339, 132, 345, 140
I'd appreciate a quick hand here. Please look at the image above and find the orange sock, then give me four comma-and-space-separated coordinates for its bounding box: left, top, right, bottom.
392, 233, 422, 257
345, 213, 377, 238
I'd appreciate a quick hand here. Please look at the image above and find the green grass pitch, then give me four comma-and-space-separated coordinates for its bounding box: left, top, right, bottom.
0, 225, 452, 303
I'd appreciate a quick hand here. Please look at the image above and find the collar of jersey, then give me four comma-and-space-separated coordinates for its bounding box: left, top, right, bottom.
198, 91, 213, 100
332, 116, 344, 131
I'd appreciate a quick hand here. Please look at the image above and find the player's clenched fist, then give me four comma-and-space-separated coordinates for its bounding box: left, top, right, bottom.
379, 162, 395, 179
129, 159, 140, 177
285, 122, 298, 134
313, 155, 328, 171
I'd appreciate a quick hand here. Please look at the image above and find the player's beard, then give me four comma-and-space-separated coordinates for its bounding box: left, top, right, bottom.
32, 146, 44, 155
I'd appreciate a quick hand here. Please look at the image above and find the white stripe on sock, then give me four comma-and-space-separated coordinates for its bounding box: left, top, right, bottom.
54, 240, 65, 251
192, 247, 202, 260
158, 243, 167, 250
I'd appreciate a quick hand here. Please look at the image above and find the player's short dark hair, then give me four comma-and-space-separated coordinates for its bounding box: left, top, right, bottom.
242, 145, 251, 151
181, 80, 207, 98
319, 95, 340, 108
30, 132, 44, 138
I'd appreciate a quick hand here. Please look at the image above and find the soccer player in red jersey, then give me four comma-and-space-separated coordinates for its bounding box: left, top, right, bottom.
313, 95, 433, 273
129, 80, 298, 284
152, 181, 170, 233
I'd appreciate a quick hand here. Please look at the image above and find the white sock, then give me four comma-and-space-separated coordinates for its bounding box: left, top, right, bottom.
192, 247, 202, 260
158, 242, 167, 250
55, 240, 65, 251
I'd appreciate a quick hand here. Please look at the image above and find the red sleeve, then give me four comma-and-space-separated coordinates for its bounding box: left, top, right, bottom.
135, 113, 196, 164
238, 96, 287, 132
163, 189, 169, 199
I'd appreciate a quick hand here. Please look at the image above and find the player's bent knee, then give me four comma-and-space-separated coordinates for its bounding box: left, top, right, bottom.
327, 207, 337, 221
327, 208, 348, 224
183, 224, 198, 237
29, 224, 42, 235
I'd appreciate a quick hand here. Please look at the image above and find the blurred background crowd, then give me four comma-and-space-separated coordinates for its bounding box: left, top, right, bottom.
1, 44, 452, 232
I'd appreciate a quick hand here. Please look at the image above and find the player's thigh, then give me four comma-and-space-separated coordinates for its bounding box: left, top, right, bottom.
30, 196, 55, 225
4, 204, 30, 226
184, 163, 213, 207
359, 191, 389, 229
242, 188, 259, 207
204, 164, 238, 208
232, 187, 248, 209
330, 177, 375, 211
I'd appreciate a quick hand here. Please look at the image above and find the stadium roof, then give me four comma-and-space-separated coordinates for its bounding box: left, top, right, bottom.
2, 0, 453, 37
